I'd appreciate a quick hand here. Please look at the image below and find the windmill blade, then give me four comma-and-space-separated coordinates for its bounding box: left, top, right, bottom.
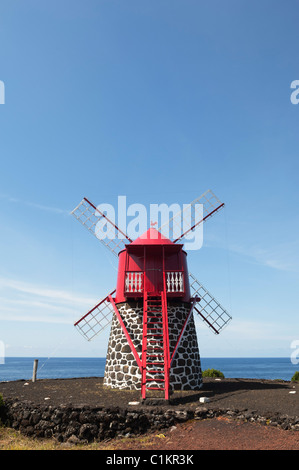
71, 197, 132, 257
74, 290, 116, 341
158, 189, 224, 243
189, 273, 232, 334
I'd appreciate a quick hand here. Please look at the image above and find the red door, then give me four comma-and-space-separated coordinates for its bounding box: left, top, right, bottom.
144, 246, 163, 294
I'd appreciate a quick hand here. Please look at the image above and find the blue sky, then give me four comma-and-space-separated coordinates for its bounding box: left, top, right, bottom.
0, 1, 299, 361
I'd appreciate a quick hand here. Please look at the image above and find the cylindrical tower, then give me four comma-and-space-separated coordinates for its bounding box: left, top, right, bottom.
103, 228, 202, 392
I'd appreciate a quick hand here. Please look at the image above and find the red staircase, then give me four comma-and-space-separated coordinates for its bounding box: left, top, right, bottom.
141, 291, 170, 400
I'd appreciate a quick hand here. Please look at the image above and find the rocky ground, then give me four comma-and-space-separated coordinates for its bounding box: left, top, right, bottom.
0, 377, 298, 449
0, 376, 298, 415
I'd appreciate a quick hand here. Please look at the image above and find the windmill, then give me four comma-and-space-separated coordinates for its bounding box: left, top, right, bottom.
71, 190, 232, 400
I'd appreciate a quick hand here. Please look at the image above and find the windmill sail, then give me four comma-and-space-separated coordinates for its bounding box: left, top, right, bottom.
71, 197, 132, 257
189, 273, 232, 334
74, 290, 116, 341
158, 189, 224, 243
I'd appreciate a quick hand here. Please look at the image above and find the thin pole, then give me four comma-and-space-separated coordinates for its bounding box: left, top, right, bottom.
32, 359, 38, 382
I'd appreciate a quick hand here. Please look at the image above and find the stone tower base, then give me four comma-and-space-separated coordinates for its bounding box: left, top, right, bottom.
103, 301, 202, 391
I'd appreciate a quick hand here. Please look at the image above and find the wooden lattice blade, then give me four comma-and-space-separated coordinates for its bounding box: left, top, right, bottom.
189, 273, 232, 334
158, 189, 224, 243
74, 290, 116, 341
71, 197, 131, 257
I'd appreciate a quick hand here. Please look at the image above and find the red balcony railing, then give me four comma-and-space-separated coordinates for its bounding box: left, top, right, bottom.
124, 271, 184, 294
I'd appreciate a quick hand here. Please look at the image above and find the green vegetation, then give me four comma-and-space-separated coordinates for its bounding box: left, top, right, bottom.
291, 371, 299, 382
202, 368, 225, 378
0, 427, 159, 451
0, 394, 3, 408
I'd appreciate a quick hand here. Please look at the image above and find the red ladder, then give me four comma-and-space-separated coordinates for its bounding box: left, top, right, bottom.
141, 290, 170, 400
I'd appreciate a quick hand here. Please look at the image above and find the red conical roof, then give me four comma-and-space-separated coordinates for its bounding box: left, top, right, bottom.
130, 227, 174, 245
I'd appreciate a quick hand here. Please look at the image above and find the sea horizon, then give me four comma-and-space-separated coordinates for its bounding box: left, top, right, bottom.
0, 356, 297, 383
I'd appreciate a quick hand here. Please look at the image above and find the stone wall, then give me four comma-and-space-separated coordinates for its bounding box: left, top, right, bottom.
1, 399, 298, 444
104, 301, 202, 391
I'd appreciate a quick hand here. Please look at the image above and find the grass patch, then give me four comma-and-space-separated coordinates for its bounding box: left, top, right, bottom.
0, 427, 62, 450
202, 369, 225, 379
291, 371, 299, 382
0, 426, 157, 451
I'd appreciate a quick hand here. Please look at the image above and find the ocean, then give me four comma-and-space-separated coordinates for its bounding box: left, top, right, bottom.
0, 357, 298, 382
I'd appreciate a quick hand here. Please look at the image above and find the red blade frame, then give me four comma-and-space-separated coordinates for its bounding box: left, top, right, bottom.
173, 202, 224, 243
189, 273, 232, 334
74, 290, 116, 341
158, 189, 224, 243
71, 197, 132, 257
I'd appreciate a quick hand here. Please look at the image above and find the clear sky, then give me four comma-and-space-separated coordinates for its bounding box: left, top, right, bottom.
0, 1, 298, 361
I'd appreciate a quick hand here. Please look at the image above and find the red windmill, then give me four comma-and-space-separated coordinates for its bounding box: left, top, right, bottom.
72, 190, 232, 401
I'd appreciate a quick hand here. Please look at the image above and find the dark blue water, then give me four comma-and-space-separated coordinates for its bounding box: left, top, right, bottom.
200, 357, 298, 381
0, 357, 106, 382
0, 357, 298, 382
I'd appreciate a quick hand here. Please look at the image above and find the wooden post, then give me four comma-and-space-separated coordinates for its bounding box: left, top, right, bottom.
32, 359, 38, 382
